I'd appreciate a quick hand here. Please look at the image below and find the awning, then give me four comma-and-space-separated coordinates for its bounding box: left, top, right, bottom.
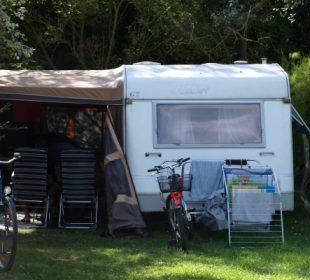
0, 66, 124, 105
291, 105, 310, 136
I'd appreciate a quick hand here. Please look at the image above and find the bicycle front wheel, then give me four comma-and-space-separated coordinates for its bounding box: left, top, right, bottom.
166, 196, 188, 251
0, 196, 18, 272
181, 201, 194, 241
176, 208, 188, 251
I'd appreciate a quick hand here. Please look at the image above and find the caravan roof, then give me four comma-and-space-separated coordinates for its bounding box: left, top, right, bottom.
0, 63, 289, 104
125, 63, 290, 100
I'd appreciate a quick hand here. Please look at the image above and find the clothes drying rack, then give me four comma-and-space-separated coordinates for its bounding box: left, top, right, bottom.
223, 160, 284, 247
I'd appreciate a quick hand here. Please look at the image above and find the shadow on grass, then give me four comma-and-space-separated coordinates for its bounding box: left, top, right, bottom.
3, 211, 310, 280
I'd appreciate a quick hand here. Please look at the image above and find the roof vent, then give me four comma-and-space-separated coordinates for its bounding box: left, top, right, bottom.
133, 61, 161, 65
261, 57, 268, 64
234, 60, 248, 64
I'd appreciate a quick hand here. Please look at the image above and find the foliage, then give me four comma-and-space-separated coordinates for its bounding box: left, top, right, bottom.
0, 0, 309, 68
0, 103, 13, 141
290, 56, 310, 124
21, 0, 130, 69
208, 0, 271, 62
0, 0, 34, 69
0, 103, 27, 141
289, 56, 310, 177
124, 0, 212, 64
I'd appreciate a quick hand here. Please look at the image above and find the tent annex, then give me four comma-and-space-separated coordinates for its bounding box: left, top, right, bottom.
0, 66, 147, 236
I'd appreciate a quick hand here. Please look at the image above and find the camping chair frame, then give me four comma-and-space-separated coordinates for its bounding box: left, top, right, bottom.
58, 149, 98, 229
12, 148, 50, 228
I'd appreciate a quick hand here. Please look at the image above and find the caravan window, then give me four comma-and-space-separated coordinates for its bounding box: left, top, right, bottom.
154, 103, 264, 147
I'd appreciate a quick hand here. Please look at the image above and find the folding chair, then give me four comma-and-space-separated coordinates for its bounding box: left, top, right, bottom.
13, 148, 50, 227
58, 149, 98, 228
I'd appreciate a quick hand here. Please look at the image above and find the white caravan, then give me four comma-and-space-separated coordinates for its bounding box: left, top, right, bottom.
0, 62, 306, 213
124, 62, 295, 212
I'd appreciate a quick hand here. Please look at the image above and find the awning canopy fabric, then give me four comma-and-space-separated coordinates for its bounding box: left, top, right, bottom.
0, 66, 124, 105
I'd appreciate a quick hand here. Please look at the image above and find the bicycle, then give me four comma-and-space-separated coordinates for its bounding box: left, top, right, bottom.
0, 153, 21, 272
148, 157, 193, 251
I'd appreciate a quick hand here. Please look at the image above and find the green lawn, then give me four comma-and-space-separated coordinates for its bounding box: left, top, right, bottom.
3, 211, 310, 280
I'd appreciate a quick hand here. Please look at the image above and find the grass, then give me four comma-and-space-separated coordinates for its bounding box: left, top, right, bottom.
3, 210, 310, 280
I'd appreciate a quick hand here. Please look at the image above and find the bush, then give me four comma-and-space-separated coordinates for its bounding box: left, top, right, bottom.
290, 56, 310, 124
290, 56, 310, 197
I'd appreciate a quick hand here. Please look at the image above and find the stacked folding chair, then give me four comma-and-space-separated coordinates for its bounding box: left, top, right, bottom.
13, 148, 50, 227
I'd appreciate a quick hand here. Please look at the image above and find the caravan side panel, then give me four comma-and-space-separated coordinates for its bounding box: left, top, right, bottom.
125, 101, 164, 211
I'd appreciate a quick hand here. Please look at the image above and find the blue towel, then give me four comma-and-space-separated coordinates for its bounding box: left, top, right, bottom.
184, 160, 224, 201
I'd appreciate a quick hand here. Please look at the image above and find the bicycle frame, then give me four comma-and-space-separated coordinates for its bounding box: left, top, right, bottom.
148, 157, 193, 251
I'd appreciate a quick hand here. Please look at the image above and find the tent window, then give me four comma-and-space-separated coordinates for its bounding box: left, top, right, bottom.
75, 110, 102, 148
154, 103, 264, 147
45, 108, 103, 148
46, 110, 70, 135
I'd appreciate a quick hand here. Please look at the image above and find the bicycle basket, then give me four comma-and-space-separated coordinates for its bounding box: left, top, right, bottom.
157, 174, 192, 193
157, 176, 171, 193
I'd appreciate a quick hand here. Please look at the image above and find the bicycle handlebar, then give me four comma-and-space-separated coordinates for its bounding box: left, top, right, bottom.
148, 157, 191, 173
177, 157, 191, 164
0, 152, 21, 165
147, 168, 159, 172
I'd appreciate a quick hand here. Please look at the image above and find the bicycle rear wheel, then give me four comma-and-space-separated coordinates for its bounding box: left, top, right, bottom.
0, 196, 18, 272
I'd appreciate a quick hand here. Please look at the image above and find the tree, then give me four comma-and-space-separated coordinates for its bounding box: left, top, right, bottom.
21, 0, 130, 69
291, 57, 310, 123
0, 103, 27, 142
290, 56, 310, 210
124, 0, 214, 64
206, 0, 289, 62
0, 0, 33, 69
4, 0, 310, 68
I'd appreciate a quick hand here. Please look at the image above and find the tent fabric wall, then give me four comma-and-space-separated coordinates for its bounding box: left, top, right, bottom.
0, 66, 147, 235
0, 66, 124, 105
103, 114, 147, 237
12, 101, 42, 123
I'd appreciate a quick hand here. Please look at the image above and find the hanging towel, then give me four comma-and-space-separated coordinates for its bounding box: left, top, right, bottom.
232, 189, 274, 224
184, 160, 224, 202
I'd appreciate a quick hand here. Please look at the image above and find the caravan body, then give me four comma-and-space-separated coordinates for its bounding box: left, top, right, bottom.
124, 63, 294, 212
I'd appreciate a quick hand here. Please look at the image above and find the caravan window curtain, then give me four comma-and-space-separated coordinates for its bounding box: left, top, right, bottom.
155, 103, 263, 147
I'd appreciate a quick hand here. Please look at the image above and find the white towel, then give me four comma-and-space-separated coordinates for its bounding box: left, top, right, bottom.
232, 189, 274, 224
